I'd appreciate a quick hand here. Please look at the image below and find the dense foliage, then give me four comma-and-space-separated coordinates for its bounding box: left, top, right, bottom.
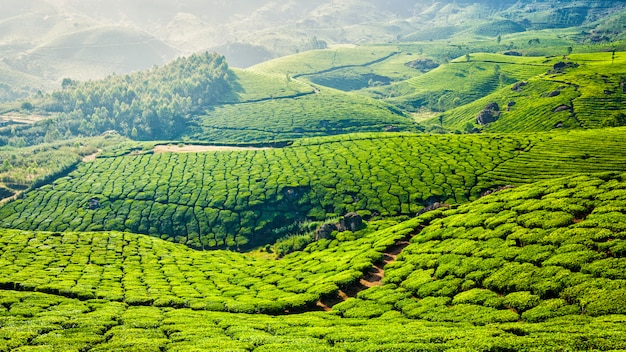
0, 6, 625, 349
438, 52, 626, 132
0, 135, 127, 202
186, 88, 416, 142
18, 52, 232, 141
1, 289, 624, 352
0, 219, 411, 314
0, 173, 625, 350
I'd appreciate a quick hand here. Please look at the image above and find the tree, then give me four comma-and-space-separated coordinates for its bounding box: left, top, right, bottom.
61, 78, 77, 89
20, 101, 33, 111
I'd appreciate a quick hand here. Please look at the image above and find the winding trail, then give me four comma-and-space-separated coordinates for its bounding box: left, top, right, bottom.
316, 227, 422, 311
292, 52, 401, 80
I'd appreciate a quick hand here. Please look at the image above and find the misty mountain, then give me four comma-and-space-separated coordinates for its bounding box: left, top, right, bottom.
0, 0, 624, 102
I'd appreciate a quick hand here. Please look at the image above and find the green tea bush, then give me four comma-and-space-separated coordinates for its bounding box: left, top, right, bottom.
503, 291, 541, 312
334, 172, 626, 324
521, 299, 580, 322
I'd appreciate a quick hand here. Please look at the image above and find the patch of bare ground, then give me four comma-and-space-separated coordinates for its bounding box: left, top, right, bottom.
153, 145, 270, 153
81, 149, 102, 162
316, 228, 422, 311
0, 113, 48, 124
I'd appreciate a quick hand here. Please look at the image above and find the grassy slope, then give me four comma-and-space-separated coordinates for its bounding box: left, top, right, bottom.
0, 132, 527, 248
436, 52, 626, 132
154, 56, 417, 142
248, 46, 401, 78
384, 53, 557, 112
187, 84, 415, 143
2, 128, 626, 250
182, 46, 417, 142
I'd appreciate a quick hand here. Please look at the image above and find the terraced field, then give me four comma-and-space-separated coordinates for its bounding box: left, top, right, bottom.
2, 288, 623, 352
1, 10, 626, 350
437, 52, 626, 132
366, 53, 557, 112
187, 86, 415, 142
0, 218, 412, 314
2, 128, 626, 250
248, 46, 401, 78
0, 132, 529, 249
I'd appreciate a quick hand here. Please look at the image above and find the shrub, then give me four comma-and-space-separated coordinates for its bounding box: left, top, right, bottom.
503, 291, 541, 312
452, 289, 503, 308
521, 299, 580, 322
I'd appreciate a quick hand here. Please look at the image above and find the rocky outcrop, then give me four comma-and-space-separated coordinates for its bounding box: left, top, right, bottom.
416, 202, 450, 216
404, 58, 439, 72
506, 101, 516, 111
315, 223, 337, 241
315, 212, 364, 240
338, 212, 364, 232
476, 102, 501, 125
480, 185, 515, 198
553, 105, 572, 113
547, 90, 561, 97
512, 81, 528, 92
550, 61, 579, 74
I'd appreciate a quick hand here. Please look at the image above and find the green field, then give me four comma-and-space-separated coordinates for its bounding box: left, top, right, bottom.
0, 218, 412, 314
186, 86, 415, 142
335, 172, 626, 323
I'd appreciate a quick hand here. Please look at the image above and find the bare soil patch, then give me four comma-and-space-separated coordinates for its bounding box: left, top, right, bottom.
0, 113, 48, 124
153, 145, 270, 153
82, 149, 102, 162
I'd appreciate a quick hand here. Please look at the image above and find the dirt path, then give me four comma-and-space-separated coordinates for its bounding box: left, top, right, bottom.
153, 145, 270, 154
315, 232, 419, 311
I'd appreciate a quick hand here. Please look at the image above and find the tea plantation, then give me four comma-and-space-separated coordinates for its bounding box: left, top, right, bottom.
0, 172, 625, 350
334, 173, 626, 323
2, 128, 626, 250
437, 52, 626, 132
1, 5, 626, 349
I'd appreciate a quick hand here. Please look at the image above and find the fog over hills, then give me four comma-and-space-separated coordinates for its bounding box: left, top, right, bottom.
0, 0, 623, 101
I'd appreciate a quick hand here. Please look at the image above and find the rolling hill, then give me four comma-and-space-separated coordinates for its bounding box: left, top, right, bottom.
2, 128, 626, 250
434, 51, 626, 132
2, 0, 625, 103
1, 1, 626, 350
0, 171, 625, 350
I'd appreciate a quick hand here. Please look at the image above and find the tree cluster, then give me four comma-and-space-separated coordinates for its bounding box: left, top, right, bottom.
40, 52, 233, 140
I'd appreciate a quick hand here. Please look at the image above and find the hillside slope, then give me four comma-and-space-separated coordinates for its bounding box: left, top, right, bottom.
0, 172, 624, 350
334, 172, 626, 325
435, 52, 626, 132
2, 128, 626, 250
